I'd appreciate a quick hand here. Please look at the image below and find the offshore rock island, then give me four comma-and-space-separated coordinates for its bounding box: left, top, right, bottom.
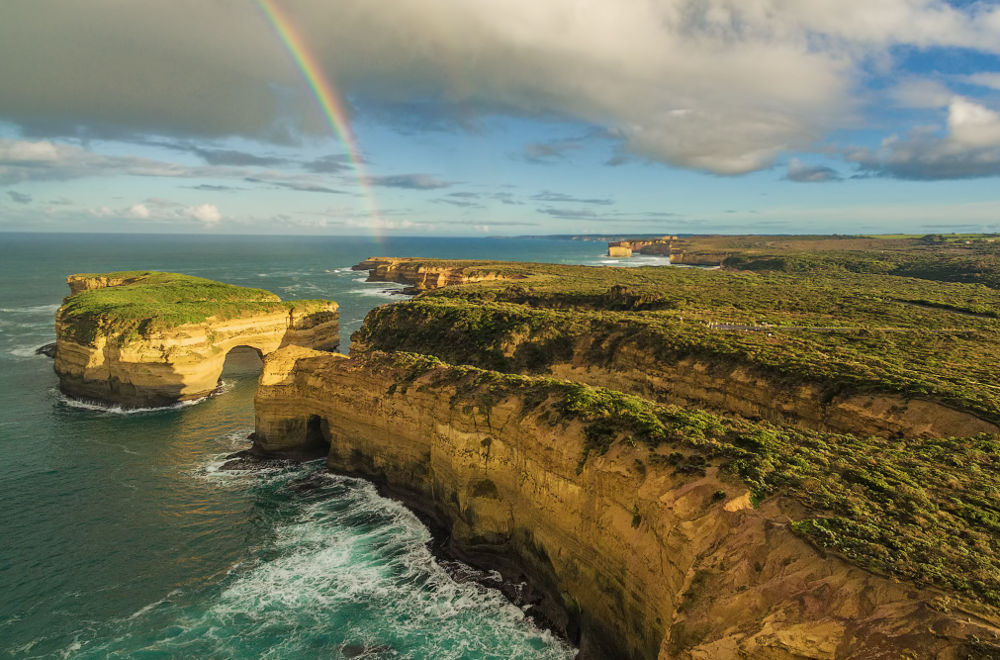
54, 271, 338, 408
254, 238, 1000, 658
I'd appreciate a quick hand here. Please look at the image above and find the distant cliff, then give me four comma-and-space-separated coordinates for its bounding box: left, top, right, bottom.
607, 237, 676, 258
352, 257, 524, 292
254, 347, 1000, 659
351, 297, 999, 439
54, 271, 338, 407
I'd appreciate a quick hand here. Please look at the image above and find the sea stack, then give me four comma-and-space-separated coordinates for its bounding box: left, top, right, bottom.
54, 271, 339, 408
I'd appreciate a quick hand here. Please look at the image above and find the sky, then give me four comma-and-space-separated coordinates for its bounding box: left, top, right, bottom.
1, 0, 1000, 237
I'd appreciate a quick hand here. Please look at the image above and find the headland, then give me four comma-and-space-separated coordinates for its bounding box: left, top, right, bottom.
250, 239, 1000, 657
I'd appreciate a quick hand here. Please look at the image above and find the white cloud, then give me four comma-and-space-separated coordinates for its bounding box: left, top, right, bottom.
2, 1, 999, 174
889, 78, 953, 109
949, 97, 1000, 147
960, 72, 1000, 92
0, 139, 347, 191
187, 203, 221, 225
849, 97, 1000, 179
82, 199, 223, 225
0, 139, 192, 184
127, 203, 150, 219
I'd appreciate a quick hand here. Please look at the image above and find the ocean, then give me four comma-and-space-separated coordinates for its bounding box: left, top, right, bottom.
0, 233, 670, 659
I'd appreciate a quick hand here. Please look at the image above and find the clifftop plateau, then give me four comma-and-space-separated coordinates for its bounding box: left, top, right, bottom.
240, 251, 1000, 656
54, 271, 338, 407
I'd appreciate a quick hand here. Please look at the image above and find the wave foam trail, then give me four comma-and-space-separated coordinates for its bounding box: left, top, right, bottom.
0, 304, 60, 314
73, 467, 574, 658
9, 343, 51, 358
52, 390, 209, 415
349, 289, 408, 299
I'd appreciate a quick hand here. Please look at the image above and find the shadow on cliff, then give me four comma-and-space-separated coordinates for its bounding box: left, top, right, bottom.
60, 344, 268, 409
220, 345, 265, 381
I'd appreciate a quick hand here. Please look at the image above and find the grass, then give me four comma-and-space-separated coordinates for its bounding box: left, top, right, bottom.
364, 350, 1000, 610
348, 247, 1000, 612
656, 234, 1000, 289
59, 271, 334, 344
352, 264, 1000, 422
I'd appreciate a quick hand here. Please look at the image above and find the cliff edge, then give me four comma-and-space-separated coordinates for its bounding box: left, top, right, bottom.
253, 257, 1000, 657
254, 347, 1000, 659
55, 271, 338, 407
352, 257, 526, 292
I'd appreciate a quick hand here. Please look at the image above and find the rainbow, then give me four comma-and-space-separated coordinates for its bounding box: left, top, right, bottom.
255, 0, 382, 240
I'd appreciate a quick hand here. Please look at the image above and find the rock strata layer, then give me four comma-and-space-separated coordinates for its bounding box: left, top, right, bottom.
54, 272, 339, 407
351, 303, 998, 439
353, 257, 523, 291
254, 346, 1000, 660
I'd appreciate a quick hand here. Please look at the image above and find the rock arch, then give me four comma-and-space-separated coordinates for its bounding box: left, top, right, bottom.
54, 272, 339, 408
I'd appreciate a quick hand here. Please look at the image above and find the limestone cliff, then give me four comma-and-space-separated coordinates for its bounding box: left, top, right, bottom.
606, 237, 677, 258
253, 347, 1000, 659
352, 257, 524, 291
350, 304, 998, 440
666, 251, 730, 266
54, 271, 338, 407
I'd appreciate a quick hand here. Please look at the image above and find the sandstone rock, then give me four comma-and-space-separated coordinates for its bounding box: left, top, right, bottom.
254, 347, 1000, 660
54, 272, 339, 408
352, 257, 522, 291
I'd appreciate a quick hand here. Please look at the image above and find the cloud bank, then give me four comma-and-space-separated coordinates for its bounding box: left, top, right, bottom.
849, 97, 1000, 179
3, 1, 1000, 176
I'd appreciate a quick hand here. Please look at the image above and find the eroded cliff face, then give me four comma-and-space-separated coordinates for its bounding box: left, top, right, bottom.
666, 251, 729, 266
55, 275, 338, 407
254, 346, 1000, 660
66, 273, 149, 294
351, 316, 997, 440
352, 257, 522, 291
545, 346, 998, 439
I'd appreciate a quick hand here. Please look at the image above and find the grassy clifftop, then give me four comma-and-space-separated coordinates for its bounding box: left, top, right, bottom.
59, 271, 333, 345
665, 233, 1000, 289
368, 350, 1000, 611
353, 263, 1000, 422
346, 246, 1000, 616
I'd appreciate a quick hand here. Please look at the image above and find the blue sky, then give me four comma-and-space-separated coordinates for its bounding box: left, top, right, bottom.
1, 1, 1000, 236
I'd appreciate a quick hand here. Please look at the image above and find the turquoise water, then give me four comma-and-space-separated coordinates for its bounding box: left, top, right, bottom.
0, 234, 667, 659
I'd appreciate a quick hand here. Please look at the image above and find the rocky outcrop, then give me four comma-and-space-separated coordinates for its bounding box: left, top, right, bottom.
352, 257, 523, 291
54, 273, 338, 408
606, 237, 678, 258
253, 346, 1000, 660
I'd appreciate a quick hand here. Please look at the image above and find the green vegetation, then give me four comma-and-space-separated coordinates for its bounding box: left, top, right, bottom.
366, 350, 1000, 609
664, 233, 1000, 289
59, 271, 332, 344
350, 242, 1000, 613
354, 264, 1000, 422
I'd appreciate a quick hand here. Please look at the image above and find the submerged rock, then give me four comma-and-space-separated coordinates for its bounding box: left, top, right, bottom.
34, 342, 56, 358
